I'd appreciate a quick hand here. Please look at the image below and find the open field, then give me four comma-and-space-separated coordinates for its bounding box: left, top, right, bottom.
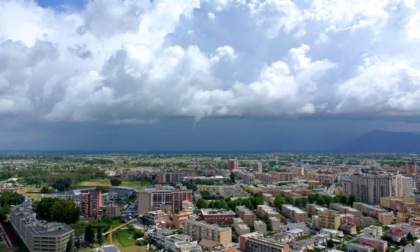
76, 179, 149, 190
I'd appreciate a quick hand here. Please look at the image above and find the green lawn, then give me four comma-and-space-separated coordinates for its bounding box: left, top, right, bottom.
115, 229, 136, 247
76, 179, 149, 190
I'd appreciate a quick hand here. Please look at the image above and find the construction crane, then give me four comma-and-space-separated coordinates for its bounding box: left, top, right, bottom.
102, 218, 137, 244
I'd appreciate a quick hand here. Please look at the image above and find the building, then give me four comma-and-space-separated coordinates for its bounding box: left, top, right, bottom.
173, 210, 194, 229
240, 233, 289, 252
254, 220, 267, 234
318, 210, 340, 230
351, 173, 397, 205
227, 159, 238, 170
395, 175, 415, 197
182, 220, 232, 247
101, 204, 121, 218
281, 204, 308, 223
249, 162, 263, 173
80, 189, 102, 218
380, 197, 420, 213
148, 230, 200, 252
10, 204, 74, 252
359, 237, 388, 252
233, 219, 250, 235
378, 212, 394, 225
406, 162, 417, 175
257, 205, 281, 219
353, 202, 387, 218
200, 209, 235, 225
138, 188, 193, 214
235, 206, 256, 225
361, 225, 383, 239
269, 217, 281, 231
346, 243, 372, 252
144, 210, 171, 227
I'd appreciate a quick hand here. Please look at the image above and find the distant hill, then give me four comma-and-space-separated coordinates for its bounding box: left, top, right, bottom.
343, 130, 420, 153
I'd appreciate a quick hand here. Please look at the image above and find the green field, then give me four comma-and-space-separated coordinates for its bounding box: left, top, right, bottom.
76, 179, 149, 190
115, 229, 136, 247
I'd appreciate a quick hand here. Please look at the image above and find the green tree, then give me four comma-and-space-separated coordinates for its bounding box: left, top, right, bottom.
326, 239, 334, 248
196, 198, 207, 209
66, 234, 73, 252
110, 178, 122, 186
97, 227, 104, 246
407, 232, 414, 241
50, 199, 80, 224
85, 225, 95, 244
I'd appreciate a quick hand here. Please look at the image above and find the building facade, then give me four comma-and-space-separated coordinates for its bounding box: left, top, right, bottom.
182, 220, 232, 247
10, 204, 74, 252
138, 188, 193, 214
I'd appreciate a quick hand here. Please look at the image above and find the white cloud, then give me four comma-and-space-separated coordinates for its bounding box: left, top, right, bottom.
1, 0, 420, 123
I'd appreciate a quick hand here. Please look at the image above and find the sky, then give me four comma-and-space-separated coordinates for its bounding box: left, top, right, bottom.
1, 0, 420, 152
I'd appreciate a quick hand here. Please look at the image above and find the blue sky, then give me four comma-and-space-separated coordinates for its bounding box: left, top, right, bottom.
1, 0, 420, 152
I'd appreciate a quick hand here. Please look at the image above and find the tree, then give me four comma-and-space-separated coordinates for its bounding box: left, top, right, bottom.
407, 232, 414, 241
50, 199, 80, 224
230, 172, 236, 183
326, 239, 334, 248
110, 178, 122, 186
97, 227, 104, 246
66, 234, 73, 252
196, 198, 207, 209
85, 225, 95, 244
75, 237, 80, 250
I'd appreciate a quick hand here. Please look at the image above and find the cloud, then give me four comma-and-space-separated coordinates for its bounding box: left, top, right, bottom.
1, 0, 420, 124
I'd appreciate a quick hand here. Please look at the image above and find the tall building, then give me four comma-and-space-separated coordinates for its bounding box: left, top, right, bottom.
395, 175, 415, 197
138, 188, 193, 215
249, 162, 263, 173
351, 174, 396, 205
79, 189, 102, 218
10, 204, 74, 252
182, 220, 232, 247
406, 162, 417, 175
227, 159, 238, 170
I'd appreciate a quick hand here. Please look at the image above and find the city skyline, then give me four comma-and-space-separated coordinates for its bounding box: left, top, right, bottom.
1, 0, 420, 151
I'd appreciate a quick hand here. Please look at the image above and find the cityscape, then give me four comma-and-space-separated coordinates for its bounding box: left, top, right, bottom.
2, 0, 420, 252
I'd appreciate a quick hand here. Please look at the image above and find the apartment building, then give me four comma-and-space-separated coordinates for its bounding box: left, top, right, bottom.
10, 204, 74, 252
330, 203, 361, 216
227, 159, 238, 170
395, 175, 415, 197
182, 220, 231, 247
269, 172, 298, 182
234, 171, 256, 184
257, 205, 281, 219
406, 162, 417, 175
318, 210, 340, 230
351, 174, 395, 205
353, 202, 387, 218
240, 233, 289, 252
359, 237, 388, 252
281, 204, 308, 223
254, 173, 277, 184
79, 189, 102, 218
235, 206, 256, 225
138, 188, 193, 214
101, 204, 121, 218
249, 162, 262, 173
200, 209, 235, 225
254, 220, 267, 234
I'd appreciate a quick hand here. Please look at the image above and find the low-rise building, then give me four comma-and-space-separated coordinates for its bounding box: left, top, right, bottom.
378, 212, 394, 225
346, 242, 372, 252
235, 206, 256, 225
318, 210, 340, 230
200, 209, 235, 225
240, 233, 289, 252
257, 205, 281, 219
182, 220, 232, 247
101, 204, 121, 218
254, 220, 267, 234
353, 202, 387, 218
361, 225, 383, 239
269, 217, 281, 231
281, 204, 308, 223
359, 237, 388, 252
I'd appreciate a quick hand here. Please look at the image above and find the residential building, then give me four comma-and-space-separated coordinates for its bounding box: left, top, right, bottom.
235, 206, 256, 225
359, 237, 388, 252
173, 210, 194, 229
351, 173, 395, 205
227, 159, 238, 170
10, 204, 74, 252
138, 188, 193, 214
79, 189, 102, 218
395, 175, 415, 197
101, 204, 121, 218
182, 220, 232, 247
254, 220, 267, 234
361, 225, 383, 239
249, 162, 263, 173
318, 210, 340, 230
380, 197, 420, 213
200, 209, 235, 225
233, 219, 250, 235
239, 233, 289, 252
378, 212, 394, 225
257, 205, 281, 219
281, 204, 308, 223
353, 202, 387, 218
148, 230, 200, 252
144, 210, 170, 227
406, 162, 417, 175
269, 217, 281, 231
346, 243, 372, 252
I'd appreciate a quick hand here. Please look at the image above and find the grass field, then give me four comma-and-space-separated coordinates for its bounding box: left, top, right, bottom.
115, 229, 136, 247
76, 179, 149, 190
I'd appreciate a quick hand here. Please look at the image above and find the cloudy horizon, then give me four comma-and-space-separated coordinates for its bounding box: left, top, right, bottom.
1, 0, 420, 152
